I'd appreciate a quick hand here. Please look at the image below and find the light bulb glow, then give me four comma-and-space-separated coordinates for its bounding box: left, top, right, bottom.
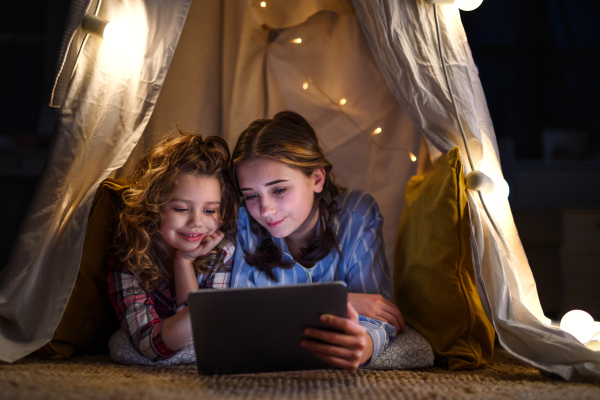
260, 1, 266, 7
102, 21, 145, 52
372, 127, 382, 135
291, 38, 302, 44
410, 152, 417, 162
339, 98, 347, 106
302, 82, 309, 90
494, 178, 510, 199
560, 310, 595, 344
455, 0, 484, 11
593, 322, 600, 341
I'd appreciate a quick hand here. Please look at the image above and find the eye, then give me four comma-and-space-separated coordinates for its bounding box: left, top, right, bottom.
173, 208, 188, 213
244, 193, 258, 201
273, 187, 286, 195
204, 209, 218, 215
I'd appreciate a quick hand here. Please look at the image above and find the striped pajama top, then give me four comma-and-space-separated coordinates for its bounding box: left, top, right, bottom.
231, 189, 397, 364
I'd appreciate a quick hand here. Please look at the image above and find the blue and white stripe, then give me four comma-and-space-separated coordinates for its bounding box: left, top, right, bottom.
232, 189, 396, 364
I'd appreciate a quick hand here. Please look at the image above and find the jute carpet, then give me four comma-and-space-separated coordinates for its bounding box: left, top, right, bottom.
1, 349, 599, 399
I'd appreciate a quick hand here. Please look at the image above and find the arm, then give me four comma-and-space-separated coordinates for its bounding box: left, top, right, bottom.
108, 266, 180, 361
160, 254, 197, 351
162, 231, 225, 350
344, 200, 400, 363
348, 293, 405, 333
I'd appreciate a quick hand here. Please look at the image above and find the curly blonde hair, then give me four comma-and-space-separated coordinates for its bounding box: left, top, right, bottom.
114, 131, 237, 291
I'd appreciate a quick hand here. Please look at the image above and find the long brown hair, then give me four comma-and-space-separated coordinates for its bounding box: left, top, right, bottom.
232, 111, 343, 281
115, 130, 237, 291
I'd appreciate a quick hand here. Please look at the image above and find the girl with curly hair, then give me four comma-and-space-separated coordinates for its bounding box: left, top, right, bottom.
231, 111, 404, 371
108, 131, 237, 362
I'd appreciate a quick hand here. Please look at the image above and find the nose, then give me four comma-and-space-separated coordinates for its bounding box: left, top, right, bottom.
188, 209, 203, 228
260, 196, 276, 218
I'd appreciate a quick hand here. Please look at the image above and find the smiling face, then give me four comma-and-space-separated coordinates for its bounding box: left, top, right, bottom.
237, 159, 325, 244
159, 172, 221, 254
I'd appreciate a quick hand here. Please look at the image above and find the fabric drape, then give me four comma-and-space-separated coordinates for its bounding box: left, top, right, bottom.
129, 0, 422, 270
352, 0, 600, 381
0, 0, 192, 363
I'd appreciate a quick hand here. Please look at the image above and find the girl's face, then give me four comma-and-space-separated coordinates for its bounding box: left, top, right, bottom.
237, 159, 325, 242
159, 173, 221, 254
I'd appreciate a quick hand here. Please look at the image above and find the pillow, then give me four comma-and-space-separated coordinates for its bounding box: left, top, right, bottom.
36, 178, 128, 359
393, 147, 495, 370
109, 325, 433, 368
109, 328, 197, 366
366, 325, 434, 370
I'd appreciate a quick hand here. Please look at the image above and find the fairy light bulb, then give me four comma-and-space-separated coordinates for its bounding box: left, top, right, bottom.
372, 127, 382, 135
560, 310, 596, 344
302, 81, 309, 90
260, 1, 266, 7
593, 322, 600, 341
494, 178, 510, 199
291, 38, 302, 44
455, 0, 484, 11
339, 98, 347, 106
409, 152, 417, 162
81, 15, 145, 54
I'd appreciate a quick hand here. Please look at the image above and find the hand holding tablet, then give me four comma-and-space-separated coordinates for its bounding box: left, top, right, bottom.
188, 282, 350, 374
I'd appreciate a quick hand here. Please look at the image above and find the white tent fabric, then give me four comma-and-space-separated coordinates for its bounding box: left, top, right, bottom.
0, 0, 192, 362
352, 0, 600, 381
126, 0, 422, 272
0, 0, 598, 381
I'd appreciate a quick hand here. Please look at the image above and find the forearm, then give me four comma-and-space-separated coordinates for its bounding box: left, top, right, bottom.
161, 307, 193, 351
360, 334, 374, 365
173, 256, 199, 306
359, 316, 397, 364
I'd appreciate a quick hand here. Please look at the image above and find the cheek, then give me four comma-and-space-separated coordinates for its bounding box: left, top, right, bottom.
159, 212, 179, 231
245, 202, 261, 220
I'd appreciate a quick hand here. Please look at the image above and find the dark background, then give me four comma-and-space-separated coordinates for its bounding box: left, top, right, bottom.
1, 0, 599, 319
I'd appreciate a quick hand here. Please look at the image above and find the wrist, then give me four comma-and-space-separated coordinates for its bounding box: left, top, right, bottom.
360, 333, 375, 365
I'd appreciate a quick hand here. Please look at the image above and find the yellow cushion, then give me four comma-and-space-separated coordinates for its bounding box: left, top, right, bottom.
36, 178, 128, 359
393, 147, 495, 370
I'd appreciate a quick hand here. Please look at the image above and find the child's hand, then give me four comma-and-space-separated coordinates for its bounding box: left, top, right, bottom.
300, 303, 373, 372
177, 230, 224, 262
348, 293, 405, 333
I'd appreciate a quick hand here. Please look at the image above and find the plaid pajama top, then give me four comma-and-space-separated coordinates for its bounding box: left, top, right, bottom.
107, 240, 234, 361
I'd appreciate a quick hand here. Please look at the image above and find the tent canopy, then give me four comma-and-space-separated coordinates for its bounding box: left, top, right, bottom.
1, 0, 599, 381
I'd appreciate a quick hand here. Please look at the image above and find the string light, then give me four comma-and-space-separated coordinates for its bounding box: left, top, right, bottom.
561, 310, 597, 344
291, 38, 302, 44
298, 74, 416, 158
455, 0, 484, 11
260, 1, 266, 7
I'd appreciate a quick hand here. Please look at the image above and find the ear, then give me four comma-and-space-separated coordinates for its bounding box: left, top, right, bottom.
312, 168, 326, 194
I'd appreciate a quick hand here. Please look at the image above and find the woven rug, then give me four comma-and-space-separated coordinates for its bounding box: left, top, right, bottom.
1, 349, 599, 399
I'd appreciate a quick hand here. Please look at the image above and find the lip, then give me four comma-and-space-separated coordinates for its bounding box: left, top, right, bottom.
178, 232, 205, 242
266, 218, 285, 228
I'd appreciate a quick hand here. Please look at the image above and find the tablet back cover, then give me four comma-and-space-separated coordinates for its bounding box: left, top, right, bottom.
189, 281, 347, 374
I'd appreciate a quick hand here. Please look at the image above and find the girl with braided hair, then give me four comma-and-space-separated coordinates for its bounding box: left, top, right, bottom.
108, 131, 237, 362
231, 111, 404, 371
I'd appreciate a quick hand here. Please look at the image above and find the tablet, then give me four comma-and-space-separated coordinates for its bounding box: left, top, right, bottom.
188, 281, 348, 375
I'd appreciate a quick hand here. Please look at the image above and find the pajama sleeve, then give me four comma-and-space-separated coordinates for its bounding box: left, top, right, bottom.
107, 264, 177, 361
345, 194, 397, 365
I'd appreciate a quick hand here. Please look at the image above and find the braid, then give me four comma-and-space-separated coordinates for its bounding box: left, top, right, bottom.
299, 171, 342, 265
